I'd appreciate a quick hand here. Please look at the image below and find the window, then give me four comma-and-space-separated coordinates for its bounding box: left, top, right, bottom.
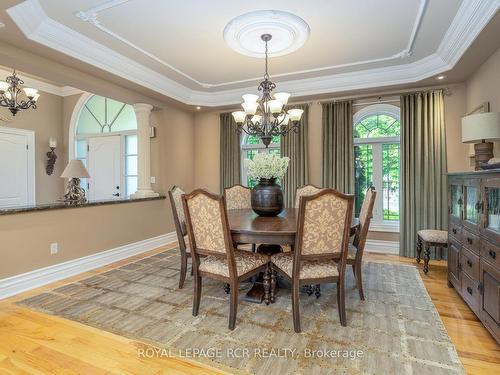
74, 94, 137, 198
241, 135, 280, 188
354, 104, 400, 231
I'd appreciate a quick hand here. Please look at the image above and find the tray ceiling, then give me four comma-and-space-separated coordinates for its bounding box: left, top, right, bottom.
6, 0, 500, 106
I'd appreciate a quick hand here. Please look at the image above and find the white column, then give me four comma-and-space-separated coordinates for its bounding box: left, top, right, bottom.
131, 103, 158, 198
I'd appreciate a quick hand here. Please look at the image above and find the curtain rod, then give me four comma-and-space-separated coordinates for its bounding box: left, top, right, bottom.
316, 87, 451, 104
215, 86, 452, 114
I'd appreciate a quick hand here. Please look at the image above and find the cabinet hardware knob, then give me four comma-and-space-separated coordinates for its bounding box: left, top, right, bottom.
489, 250, 497, 259
467, 238, 473, 245
466, 259, 472, 267
466, 286, 472, 295
112, 193, 120, 197
452, 228, 457, 234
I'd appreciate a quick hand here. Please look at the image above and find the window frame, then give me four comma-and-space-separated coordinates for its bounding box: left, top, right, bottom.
353, 104, 401, 233
72, 94, 138, 198
240, 134, 280, 188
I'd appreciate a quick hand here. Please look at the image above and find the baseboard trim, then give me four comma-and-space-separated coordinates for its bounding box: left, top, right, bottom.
0, 232, 177, 300
364, 239, 400, 255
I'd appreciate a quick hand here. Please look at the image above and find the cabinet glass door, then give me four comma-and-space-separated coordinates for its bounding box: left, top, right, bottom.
463, 180, 481, 233
482, 178, 500, 243
450, 184, 462, 220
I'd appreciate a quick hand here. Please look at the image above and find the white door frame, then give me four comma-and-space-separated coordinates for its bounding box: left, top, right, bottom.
0, 126, 36, 206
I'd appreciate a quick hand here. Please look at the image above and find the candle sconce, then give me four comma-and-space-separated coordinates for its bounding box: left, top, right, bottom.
46, 138, 57, 175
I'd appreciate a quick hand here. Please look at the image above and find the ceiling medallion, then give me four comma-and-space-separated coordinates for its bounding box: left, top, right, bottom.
223, 10, 310, 58
232, 34, 304, 148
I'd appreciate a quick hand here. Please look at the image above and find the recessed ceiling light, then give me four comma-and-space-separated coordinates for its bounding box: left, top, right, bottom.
436, 75, 446, 80
196, 106, 201, 110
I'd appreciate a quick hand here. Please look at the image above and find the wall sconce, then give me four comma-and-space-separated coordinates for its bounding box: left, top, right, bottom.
46, 138, 57, 175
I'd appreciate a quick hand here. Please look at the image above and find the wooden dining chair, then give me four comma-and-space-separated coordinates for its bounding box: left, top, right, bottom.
224, 184, 255, 252
182, 189, 270, 330
294, 184, 323, 208
348, 186, 376, 300
271, 189, 354, 332
168, 186, 191, 289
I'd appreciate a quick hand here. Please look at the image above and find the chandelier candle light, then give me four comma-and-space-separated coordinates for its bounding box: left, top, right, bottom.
232, 34, 304, 147
0, 70, 39, 116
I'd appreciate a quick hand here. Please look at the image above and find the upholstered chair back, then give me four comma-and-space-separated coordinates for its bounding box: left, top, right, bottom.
224, 185, 252, 210
183, 190, 230, 255
169, 186, 186, 232
354, 186, 377, 251
297, 189, 354, 257
295, 185, 323, 208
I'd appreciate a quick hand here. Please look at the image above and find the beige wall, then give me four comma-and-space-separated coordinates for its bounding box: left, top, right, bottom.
0, 200, 169, 278
466, 47, 500, 159
192, 84, 475, 243
0, 61, 196, 279
0, 90, 65, 204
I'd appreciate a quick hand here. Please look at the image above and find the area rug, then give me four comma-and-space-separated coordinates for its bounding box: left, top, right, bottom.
18, 249, 465, 375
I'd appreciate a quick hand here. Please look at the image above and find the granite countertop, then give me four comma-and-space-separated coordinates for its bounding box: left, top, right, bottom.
0, 195, 166, 215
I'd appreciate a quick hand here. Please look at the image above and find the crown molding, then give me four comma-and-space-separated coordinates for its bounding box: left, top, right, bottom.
7, 0, 499, 107
0, 66, 82, 97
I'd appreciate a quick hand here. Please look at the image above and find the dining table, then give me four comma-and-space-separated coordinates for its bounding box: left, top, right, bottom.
226, 208, 359, 303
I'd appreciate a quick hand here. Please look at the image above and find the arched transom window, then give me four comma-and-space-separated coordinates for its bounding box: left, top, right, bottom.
354, 104, 400, 230
74, 94, 138, 199
241, 135, 280, 188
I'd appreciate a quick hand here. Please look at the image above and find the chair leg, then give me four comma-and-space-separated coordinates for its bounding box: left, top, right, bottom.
355, 262, 364, 301
193, 274, 202, 316
179, 253, 187, 289
423, 243, 430, 274
190, 262, 194, 276
229, 282, 239, 330
314, 284, 321, 299
337, 280, 346, 326
416, 236, 422, 264
252, 244, 256, 253
292, 279, 301, 332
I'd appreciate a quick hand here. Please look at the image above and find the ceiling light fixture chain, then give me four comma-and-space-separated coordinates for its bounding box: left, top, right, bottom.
0, 70, 40, 116
233, 34, 303, 147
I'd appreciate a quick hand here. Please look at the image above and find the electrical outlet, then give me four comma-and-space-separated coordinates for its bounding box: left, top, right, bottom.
50, 242, 58, 255
150, 176, 156, 184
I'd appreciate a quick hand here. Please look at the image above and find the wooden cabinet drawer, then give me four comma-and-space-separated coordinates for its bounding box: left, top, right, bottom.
448, 222, 462, 243
461, 272, 480, 315
461, 247, 480, 281
480, 240, 499, 269
462, 229, 480, 254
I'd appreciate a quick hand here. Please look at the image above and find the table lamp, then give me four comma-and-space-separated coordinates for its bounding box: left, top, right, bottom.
462, 112, 500, 170
60, 159, 91, 203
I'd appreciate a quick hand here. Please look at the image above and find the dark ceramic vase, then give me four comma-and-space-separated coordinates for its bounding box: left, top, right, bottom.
251, 178, 283, 216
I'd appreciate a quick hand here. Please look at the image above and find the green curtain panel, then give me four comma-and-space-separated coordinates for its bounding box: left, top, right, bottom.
280, 104, 309, 208
400, 90, 448, 258
322, 101, 354, 193
219, 112, 241, 193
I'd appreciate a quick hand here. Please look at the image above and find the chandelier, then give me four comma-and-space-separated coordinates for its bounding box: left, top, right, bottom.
232, 34, 303, 147
0, 70, 39, 116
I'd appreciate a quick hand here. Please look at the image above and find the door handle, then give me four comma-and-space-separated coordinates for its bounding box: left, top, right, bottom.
112, 193, 120, 197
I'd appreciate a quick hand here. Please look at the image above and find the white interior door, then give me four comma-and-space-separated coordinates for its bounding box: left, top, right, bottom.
0, 127, 35, 208
88, 135, 121, 200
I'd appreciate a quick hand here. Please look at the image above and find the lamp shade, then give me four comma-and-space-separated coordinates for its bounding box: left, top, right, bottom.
462, 112, 500, 143
60, 159, 90, 179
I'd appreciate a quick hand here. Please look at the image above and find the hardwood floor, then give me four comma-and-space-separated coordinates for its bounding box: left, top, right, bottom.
0, 245, 498, 374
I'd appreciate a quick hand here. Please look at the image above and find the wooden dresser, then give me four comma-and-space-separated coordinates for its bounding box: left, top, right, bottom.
447, 170, 499, 344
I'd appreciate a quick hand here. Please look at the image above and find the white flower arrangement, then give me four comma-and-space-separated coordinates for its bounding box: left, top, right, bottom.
244, 153, 290, 180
